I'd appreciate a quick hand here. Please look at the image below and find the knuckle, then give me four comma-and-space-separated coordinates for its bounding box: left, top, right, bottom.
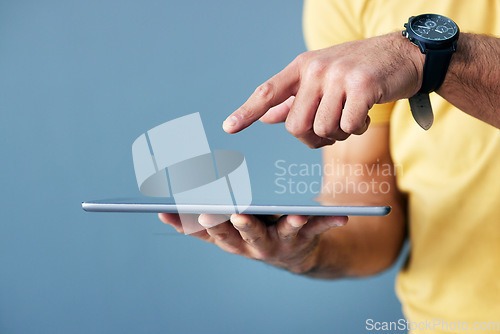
285, 118, 308, 137
243, 235, 262, 245
341, 117, 363, 134
325, 65, 346, 82
315, 121, 350, 141
255, 81, 275, 102
294, 51, 311, 66
305, 58, 328, 79
313, 121, 333, 139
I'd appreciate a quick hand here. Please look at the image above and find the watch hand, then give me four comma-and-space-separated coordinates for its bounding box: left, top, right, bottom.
417, 25, 430, 29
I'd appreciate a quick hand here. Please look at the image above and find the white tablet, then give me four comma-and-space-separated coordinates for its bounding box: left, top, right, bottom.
82, 198, 391, 216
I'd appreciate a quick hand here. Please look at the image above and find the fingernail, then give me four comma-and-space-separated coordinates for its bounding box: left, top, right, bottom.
198, 214, 209, 226
289, 216, 308, 228
223, 115, 238, 131
198, 214, 217, 228
330, 220, 345, 227
231, 215, 249, 229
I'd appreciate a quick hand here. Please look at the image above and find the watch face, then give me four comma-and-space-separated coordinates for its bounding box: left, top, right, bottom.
410, 14, 458, 41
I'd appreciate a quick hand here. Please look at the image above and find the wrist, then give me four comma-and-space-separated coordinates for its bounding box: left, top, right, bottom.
391, 31, 426, 96
289, 233, 345, 279
436, 32, 470, 95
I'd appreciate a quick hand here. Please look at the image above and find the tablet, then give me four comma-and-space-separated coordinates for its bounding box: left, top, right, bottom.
81, 198, 391, 216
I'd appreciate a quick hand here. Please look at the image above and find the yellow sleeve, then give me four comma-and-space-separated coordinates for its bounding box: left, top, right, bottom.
302, 0, 394, 124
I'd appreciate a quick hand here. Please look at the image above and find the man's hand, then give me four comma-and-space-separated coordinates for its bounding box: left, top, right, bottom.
223, 32, 424, 148
158, 213, 347, 274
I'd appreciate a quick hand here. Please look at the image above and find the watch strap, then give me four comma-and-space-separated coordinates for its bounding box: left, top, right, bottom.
409, 48, 454, 130
419, 48, 454, 94
409, 93, 434, 130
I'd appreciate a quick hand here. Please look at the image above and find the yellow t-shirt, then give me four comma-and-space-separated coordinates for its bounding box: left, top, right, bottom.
303, 0, 500, 332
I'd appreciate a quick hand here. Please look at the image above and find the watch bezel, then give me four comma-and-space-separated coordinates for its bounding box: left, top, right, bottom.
404, 14, 459, 52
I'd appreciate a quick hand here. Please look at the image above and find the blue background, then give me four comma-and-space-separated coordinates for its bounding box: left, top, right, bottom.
0, 1, 405, 333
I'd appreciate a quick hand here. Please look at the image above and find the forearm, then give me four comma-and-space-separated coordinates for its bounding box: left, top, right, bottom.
437, 33, 500, 128
295, 125, 406, 279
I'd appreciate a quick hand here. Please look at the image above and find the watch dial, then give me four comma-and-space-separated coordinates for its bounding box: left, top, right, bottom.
411, 14, 458, 41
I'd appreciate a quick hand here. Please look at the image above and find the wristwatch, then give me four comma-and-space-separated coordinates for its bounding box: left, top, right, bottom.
403, 14, 459, 130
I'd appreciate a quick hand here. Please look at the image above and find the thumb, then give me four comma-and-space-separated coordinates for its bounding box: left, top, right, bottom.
259, 96, 295, 124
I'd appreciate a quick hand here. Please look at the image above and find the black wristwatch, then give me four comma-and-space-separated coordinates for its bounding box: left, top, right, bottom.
403, 14, 459, 130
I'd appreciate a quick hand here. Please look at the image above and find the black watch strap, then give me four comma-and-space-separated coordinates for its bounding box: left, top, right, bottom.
419, 48, 454, 93
409, 48, 454, 130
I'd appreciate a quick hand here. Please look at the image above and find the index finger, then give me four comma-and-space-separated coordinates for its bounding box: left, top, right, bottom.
223, 59, 301, 134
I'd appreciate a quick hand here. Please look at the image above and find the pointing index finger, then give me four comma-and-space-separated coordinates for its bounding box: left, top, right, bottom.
223, 59, 301, 134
